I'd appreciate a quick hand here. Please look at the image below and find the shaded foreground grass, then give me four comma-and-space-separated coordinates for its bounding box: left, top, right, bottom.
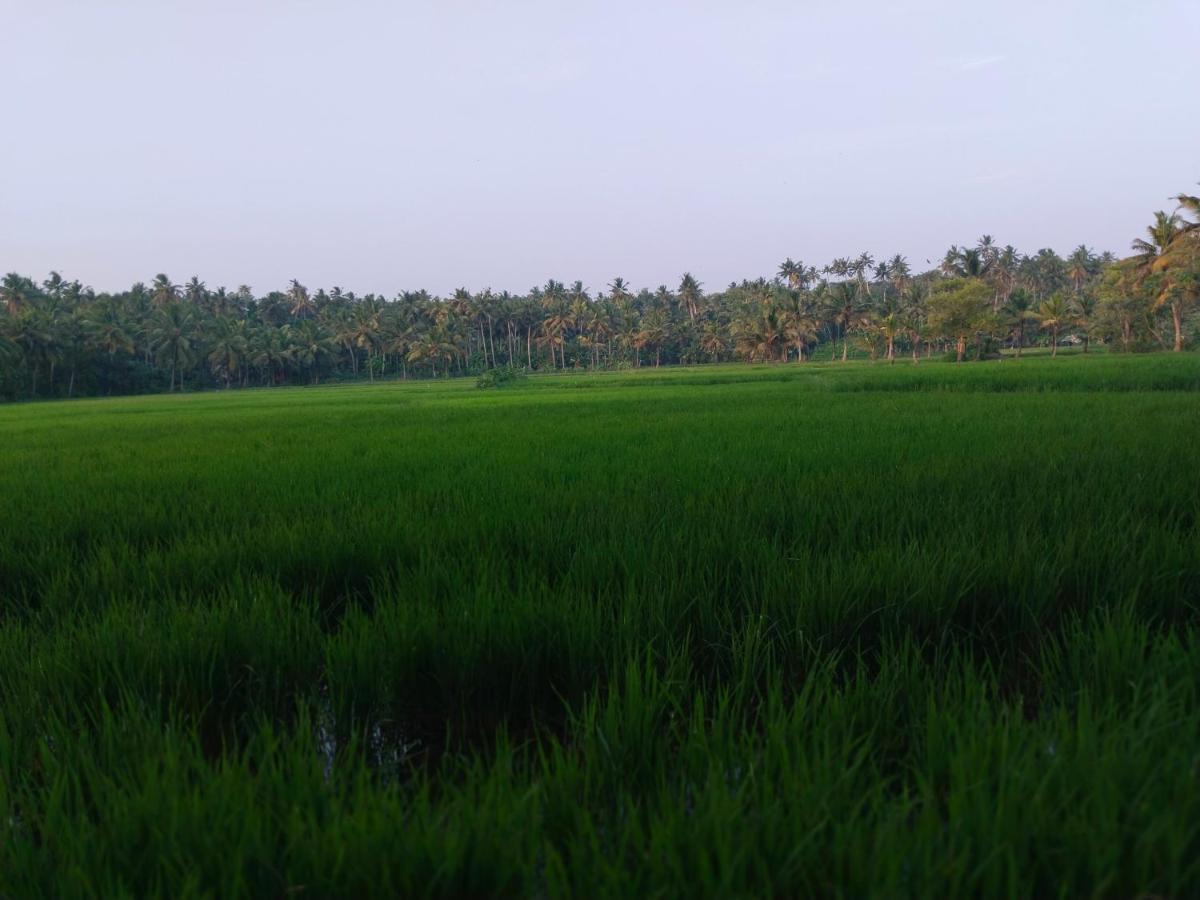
2, 354, 1199, 897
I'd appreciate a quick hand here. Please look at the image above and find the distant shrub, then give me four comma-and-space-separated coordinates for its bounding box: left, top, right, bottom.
475, 366, 527, 389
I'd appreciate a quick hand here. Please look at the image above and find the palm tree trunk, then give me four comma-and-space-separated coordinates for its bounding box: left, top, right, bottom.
1172, 304, 1184, 352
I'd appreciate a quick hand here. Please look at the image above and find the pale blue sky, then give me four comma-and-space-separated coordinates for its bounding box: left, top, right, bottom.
3, 0, 1198, 295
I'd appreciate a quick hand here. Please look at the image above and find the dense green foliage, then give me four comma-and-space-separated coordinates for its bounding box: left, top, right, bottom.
2, 354, 1198, 896
3, 189, 1198, 401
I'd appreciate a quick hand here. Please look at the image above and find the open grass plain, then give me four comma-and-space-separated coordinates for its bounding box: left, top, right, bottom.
2, 353, 1199, 897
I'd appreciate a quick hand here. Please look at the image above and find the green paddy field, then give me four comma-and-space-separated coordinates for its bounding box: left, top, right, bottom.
2, 354, 1199, 897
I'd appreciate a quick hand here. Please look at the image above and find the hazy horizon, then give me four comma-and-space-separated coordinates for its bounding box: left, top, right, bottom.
4, 0, 1198, 296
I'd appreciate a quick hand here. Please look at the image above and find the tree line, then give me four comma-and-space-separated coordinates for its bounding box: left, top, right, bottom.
2, 190, 1197, 400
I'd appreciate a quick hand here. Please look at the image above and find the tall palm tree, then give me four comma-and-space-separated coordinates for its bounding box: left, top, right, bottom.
634, 310, 669, 367
1066, 245, 1095, 295
992, 246, 1020, 306
146, 303, 198, 390
287, 280, 316, 319
731, 307, 783, 363
877, 310, 902, 363
1132, 211, 1187, 351
151, 274, 180, 309
539, 280, 570, 369
184, 276, 208, 306
10, 307, 59, 396
698, 320, 727, 362
779, 291, 818, 362
1, 273, 39, 316
1002, 289, 1034, 357
900, 300, 924, 364
1173, 186, 1200, 230
206, 317, 249, 388
677, 273, 703, 321
828, 281, 862, 361
956, 248, 991, 278
940, 246, 961, 277
852, 252, 875, 303
887, 255, 911, 300
976, 234, 999, 269
1035, 294, 1070, 357
1072, 294, 1097, 354
250, 325, 292, 385
342, 302, 383, 377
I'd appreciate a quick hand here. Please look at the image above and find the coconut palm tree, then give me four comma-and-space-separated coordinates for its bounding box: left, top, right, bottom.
732, 307, 783, 363
940, 246, 962, 277
10, 307, 60, 396
877, 309, 903, 363
1066, 245, 1095, 295
1002, 289, 1034, 357
1133, 211, 1187, 351
828, 281, 862, 361
250, 325, 292, 385
900, 301, 924, 364
634, 310, 669, 367
698, 320, 727, 361
150, 274, 180, 308
1072, 294, 1097, 353
540, 309, 571, 370
678, 273, 703, 321
1, 273, 39, 316
956, 248, 991, 278
1173, 186, 1200, 229
146, 303, 199, 390
887, 255, 911, 300
1035, 294, 1071, 357
288, 280, 316, 319
184, 276, 208, 306
206, 317, 249, 388
992, 245, 1020, 306
779, 291, 818, 362
84, 299, 135, 391
976, 235, 999, 269
290, 320, 339, 383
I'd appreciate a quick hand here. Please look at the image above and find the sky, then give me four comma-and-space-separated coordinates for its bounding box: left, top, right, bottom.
3, 0, 1198, 296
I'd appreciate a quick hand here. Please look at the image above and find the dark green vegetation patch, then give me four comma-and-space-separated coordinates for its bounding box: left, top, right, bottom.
1, 355, 1199, 897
